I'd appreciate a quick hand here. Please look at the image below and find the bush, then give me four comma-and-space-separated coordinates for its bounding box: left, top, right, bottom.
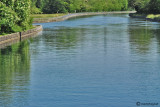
0, 2, 20, 34
0, 0, 32, 35
43, 0, 67, 13
31, 6, 42, 14
148, 0, 160, 13
134, 0, 150, 13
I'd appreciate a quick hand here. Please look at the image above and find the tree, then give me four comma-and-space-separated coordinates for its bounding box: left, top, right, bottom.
14, 0, 32, 30
0, 0, 32, 34
128, 0, 150, 13
0, 2, 20, 34
148, 0, 160, 13
43, 0, 67, 13
37, 0, 129, 13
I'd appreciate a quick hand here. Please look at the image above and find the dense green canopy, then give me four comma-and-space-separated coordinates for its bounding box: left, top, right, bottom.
0, 0, 32, 35
32, 0, 128, 14
32, 0, 160, 14
128, 0, 160, 14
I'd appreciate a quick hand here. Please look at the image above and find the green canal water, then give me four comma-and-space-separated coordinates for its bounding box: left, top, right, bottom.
0, 14, 160, 107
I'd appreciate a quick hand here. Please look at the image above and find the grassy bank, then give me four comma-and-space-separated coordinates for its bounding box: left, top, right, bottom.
146, 14, 160, 20
33, 11, 136, 23
31, 13, 66, 18
129, 13, 160, 21
31, 13, 67, 23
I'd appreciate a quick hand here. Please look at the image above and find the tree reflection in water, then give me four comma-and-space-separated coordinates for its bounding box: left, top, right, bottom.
0, 40, 30, 107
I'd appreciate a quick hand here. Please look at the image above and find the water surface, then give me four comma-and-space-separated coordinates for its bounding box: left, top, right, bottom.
0, 14, 160, 107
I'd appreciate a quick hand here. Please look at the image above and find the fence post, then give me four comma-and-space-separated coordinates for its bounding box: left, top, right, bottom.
19, 32, 22, 41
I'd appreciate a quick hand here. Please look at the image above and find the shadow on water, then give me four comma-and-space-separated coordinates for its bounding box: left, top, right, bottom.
0, 40, 31, 107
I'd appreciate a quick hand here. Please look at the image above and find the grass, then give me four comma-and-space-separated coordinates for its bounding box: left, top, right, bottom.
31, 13, 67, 18
130, 13, 160, 20
0, 26, 36, 36
147, 14, 160, 19
0, 33, 10, 36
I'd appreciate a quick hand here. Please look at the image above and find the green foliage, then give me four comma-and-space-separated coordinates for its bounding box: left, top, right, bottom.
128, 0, 160, 14
14, 0, 31, 30
0, 0, 32, 34
0, 0, 14, 8
148, 0, 160, 13
43, 0, 67, 13
34, 0, 128, 14
31, 6, 42, 14
31, 0, 43, 14
0, 2, 19, 34
11, 25, 23, 32
134, 0, 150, 13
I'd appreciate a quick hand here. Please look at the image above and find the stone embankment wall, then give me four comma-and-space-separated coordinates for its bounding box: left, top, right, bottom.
0, 25, 42, 48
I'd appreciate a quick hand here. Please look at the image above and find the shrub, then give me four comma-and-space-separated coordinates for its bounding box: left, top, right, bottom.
148, 0, 160, 13
0, 2, 20, 34
31, 6, 42, 14
14, 0, 32, 30
0, 0, 32, 34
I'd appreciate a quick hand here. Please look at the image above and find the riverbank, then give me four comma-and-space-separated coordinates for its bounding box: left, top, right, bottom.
0, 11, 135, 48
0, 25, 42, 48
33, 11, 136, 23
129, 13, 160, 22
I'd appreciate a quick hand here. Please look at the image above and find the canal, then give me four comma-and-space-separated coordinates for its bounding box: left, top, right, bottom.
0, 14, 160, 107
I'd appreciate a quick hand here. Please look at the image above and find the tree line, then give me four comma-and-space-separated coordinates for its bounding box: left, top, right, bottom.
32, 0, 160, 14
128, 0, 160, 14
31, 0, 128, 14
